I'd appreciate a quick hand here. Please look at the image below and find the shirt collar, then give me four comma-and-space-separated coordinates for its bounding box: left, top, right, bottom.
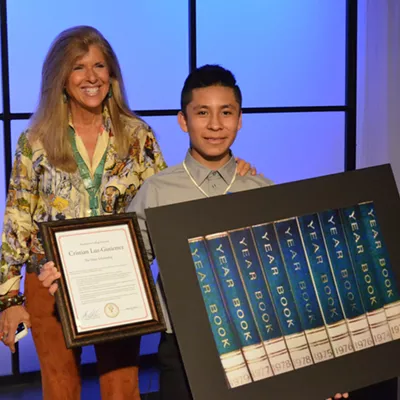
183, 150, 237, 186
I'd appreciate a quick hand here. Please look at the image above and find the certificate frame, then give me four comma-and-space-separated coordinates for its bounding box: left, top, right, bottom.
40, 213, 165, 348
145, 164, 400, 400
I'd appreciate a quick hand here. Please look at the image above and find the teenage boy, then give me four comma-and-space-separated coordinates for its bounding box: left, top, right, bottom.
127, 64, 273, 399
128, 64, 349, 400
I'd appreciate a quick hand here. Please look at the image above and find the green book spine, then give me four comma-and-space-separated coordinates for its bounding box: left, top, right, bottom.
252, 222, 314, 370
298, 213, 354, 357
319, 209, 374, 352
206, 232, 274, 381
275, 218, 334, 364
341, 206, 392, 345
189, 237, 252, 388
359, 201, 400, 340
229, 227, 294, 375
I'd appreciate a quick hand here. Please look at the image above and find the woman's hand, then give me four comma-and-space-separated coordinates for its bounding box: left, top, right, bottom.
38, 261, 61, 296
235, 157, 257, 176
0, 305, 31, 353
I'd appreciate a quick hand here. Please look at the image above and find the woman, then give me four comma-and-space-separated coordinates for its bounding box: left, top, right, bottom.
0, 26, 253, 399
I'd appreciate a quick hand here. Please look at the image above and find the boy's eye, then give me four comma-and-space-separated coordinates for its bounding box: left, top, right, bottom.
198, 111, 207, 115
223, 111, 232, 115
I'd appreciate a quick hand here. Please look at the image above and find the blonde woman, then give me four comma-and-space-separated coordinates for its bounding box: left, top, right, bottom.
0, 26, 254, 399
0, 25, 166, 400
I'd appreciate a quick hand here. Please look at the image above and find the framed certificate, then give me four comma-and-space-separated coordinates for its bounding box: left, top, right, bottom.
145, 164, 400, 400
40, 213, 165, 348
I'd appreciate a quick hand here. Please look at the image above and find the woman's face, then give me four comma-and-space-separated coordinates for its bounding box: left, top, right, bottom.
65, 45, 110, 113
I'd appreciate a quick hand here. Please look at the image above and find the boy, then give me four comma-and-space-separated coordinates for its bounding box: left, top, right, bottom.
127, 64, 273, 399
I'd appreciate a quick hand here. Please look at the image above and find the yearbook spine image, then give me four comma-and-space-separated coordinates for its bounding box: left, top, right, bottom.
252, 222, 314, 369
275, 218, 334, 364
358, 201, 400, 340
319, 209, 374, 351
341, 206, 392, 345
206, 232, 274, 380
229, 227, 294, 375
188, 237, 252, 388
298, 213, 354, 357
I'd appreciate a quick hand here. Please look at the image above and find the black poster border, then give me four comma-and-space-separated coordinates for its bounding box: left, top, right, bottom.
146, 164, 400, 400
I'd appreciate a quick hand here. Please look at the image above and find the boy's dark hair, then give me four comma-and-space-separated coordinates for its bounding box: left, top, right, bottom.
180, 64, 242, 114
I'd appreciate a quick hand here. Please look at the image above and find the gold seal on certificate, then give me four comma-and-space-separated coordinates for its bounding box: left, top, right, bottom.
40, 213, 165, 348
104, 303, 119, 318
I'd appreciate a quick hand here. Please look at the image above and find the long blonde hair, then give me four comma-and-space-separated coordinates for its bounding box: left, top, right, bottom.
29, 26, 136, 172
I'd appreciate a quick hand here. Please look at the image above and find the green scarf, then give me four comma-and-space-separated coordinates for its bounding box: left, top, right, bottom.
68, 127, 108, 216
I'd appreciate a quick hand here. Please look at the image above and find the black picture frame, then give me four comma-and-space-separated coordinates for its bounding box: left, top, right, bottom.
40, 213, 165, 348
145, 164, 400, 400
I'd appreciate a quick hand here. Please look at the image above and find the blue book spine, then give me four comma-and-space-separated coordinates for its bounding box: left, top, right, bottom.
252, 222, 314, 369
274, 218, 334, 364
298, 213, 354, 357
358, 201, 400, 339
228, 227, 294, 375
189, 237, 252, 388
206, 232, 274, 381
319, 209, 374, 351
341, 206, 392, 345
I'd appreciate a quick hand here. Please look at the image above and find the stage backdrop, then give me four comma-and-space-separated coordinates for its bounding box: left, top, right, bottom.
0, 0, 347, 376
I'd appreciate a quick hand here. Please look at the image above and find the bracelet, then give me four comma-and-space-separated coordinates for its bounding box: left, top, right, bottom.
0, 293, 26, 312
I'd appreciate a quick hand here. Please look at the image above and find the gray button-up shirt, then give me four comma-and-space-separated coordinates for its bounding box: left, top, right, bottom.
127, 151, 273, 332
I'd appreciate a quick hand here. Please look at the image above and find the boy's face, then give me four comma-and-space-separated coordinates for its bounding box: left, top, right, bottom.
178, 85, 242, 167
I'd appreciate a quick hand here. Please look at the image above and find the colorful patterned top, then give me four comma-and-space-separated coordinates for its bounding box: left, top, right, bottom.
0, 109, 167, 294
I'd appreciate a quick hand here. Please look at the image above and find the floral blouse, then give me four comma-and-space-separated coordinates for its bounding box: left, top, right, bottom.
0, 110, 167, 293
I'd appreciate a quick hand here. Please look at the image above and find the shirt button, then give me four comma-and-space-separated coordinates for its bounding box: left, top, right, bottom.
212, 184, 217, 189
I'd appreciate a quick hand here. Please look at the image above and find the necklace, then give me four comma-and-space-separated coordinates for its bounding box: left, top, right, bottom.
182, 160, 237, 198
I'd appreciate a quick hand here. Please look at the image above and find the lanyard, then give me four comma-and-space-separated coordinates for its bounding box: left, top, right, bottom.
182, 160, 237, 198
